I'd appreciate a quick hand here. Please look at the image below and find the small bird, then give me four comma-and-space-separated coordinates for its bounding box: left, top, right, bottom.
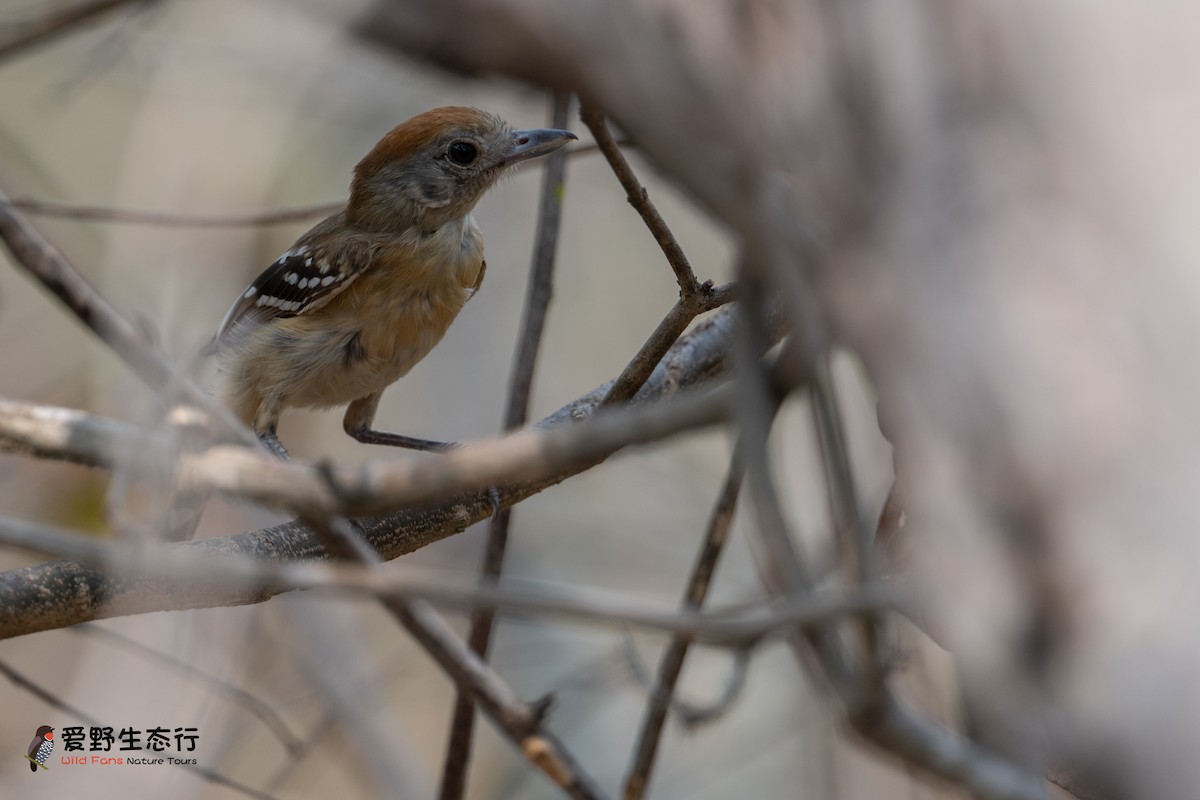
214, 107, 575, 457
26, 725, 53, 771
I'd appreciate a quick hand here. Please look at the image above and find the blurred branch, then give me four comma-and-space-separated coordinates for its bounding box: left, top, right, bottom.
72, 623, 304, 756
441, 90, 573, 800
0, 511, 898, 644
0, 397, 137, 468
3, 198, 343, 227
0, 184, 257, 446
0, 0, 152, 64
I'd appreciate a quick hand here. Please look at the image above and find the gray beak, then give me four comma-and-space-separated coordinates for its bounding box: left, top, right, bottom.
503, 128, 577, 165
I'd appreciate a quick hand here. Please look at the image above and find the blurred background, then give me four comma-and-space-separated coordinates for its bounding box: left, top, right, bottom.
0, 1, 925, 798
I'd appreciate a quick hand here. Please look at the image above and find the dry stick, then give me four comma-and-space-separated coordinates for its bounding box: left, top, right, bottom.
578, 104, 700, 297
603, 284, 735, 407
0, 185, 258, 448
580, 105, 734, 408
4, 198, 343, 227
440, 90, 573, 800
0, 658, 278, 800
0, 0, 150, 63
623, 450, 745, 800
72, 624, 304, 756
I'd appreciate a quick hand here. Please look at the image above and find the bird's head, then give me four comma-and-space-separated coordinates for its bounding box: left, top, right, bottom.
35, 726, 53, 739
347, 106, 576, 233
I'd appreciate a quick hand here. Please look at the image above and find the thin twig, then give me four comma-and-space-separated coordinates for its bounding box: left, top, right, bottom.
623, 449, 745, 800
602, 282, 736, 407
300, 513, 608, 800
72, 624, 304, 755
579, 103, 700, 297
0, 0, 151, 64
3, 198, 342, 227
440, 90, 573, 800
0, 658, 278, 800
620, 633, 750, 727
0, 184, 257, 448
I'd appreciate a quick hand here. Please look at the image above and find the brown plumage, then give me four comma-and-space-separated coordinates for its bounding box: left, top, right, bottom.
214, 107, 575, 455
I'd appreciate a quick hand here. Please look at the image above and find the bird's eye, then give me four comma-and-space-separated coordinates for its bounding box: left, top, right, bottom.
447, 141, 478, 166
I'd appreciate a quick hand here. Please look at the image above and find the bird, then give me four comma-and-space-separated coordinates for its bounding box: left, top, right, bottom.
26, 725, 53, 771
213, 107, 576, 458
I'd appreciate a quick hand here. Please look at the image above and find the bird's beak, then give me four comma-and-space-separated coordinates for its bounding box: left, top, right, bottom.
503, 128, 577, 165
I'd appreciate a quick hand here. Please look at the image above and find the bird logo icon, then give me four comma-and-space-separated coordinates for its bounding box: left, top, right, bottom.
25, 725, 53, 772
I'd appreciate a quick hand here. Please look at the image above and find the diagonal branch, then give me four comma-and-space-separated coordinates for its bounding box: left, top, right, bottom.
0, 302, 766, 639
0, 184, 256, 446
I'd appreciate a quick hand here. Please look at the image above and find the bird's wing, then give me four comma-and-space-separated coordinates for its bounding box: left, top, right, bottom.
216, 240, 370, 346
27, 737, 41, 758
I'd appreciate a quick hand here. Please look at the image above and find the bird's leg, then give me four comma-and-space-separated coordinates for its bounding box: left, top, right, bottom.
343, 393, 458, 452
343, 394, 501, 517
259, 428, 291, 460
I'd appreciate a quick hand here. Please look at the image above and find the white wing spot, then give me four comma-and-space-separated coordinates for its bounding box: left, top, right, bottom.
299, 278, 310, 289
321, 276, 335, 286
318, 261, 330, 275
305, 257, 314, 267
286, 273, 298, 285
244, 286, 257, 298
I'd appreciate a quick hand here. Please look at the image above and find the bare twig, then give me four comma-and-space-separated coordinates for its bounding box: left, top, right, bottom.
0, 397, 139, 468
0, 0, 151, 64
0, 658, 278, 799
3, 198, 342, 227
620, 633, 750, 728
298, 512, 607, 800
0, 185, 256, 447
579, 103, 700, 297
72, 624, 304, 755
602, 283, 736, 407
441, 90, 573, 800
623, 449, 745, 800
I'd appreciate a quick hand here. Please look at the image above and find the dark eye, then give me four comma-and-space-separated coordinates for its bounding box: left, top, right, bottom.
447, 141, 478, 166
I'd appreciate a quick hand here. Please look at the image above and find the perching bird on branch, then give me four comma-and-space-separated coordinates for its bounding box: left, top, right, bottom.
213, 107, 575, 457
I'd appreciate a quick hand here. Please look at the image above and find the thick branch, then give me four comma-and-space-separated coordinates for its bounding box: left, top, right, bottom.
0, 303, 754, 639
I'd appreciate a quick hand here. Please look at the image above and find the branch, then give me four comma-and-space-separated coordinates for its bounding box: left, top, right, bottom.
0, 183, 256, 446
2, 198, 342, 227
0, 513, 897, 645
0, 303, 764, 639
